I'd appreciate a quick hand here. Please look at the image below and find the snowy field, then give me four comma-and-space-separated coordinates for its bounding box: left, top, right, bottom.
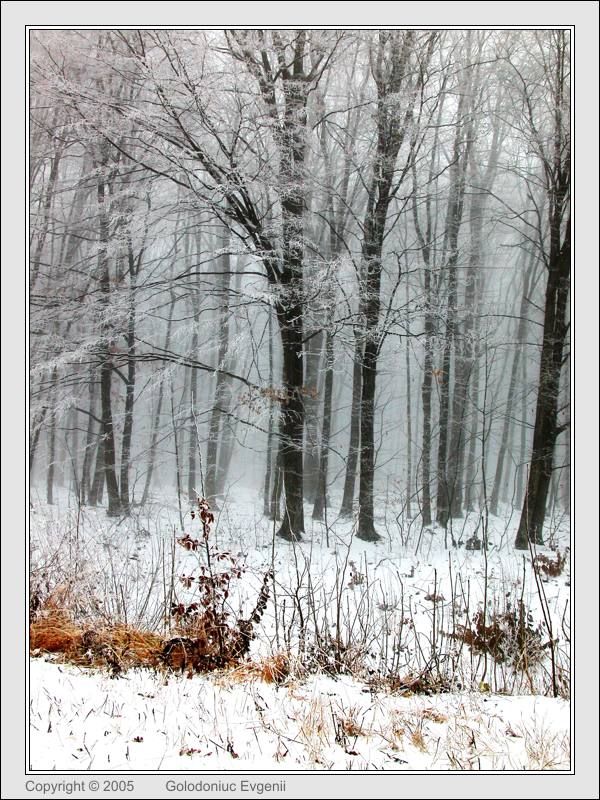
29, 489, 571, 771
29, 658, 570, 771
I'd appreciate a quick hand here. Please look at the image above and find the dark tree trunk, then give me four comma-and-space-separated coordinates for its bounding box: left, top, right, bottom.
339, 328, 363, 517
96, 158, 122, 518
226, 32, 310, 540
355, 30, 432, 542
303, 330, 324, 503
515, 220, 570, 548
80, 371, 98, 504
275, 301, 305, 540
119, 242, 138, 513
515, 348, 528, 510
312, 330, 334, 521
514, 31, 570, 549
357, 232, 384, 542
99, 354, 121, 517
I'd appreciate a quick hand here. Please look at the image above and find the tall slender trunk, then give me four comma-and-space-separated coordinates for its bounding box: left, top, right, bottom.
187, 231, 201, 502
96, 156, 121, 518
141, 291, 176, 505
405, 327, 413, 518
411, 80, 447, 527
515, 220, 570, 548
269, 441, 283, 522
435, 35, 478, 530
263, 310, 276, 516
30, 406, 48, 476
446, 101, 502, 520
187, 333, 199, 501
464, 344, 482, 511
205, 245, 232, 505
80, 371, 98, 504
516, 350, 528, 509
515, 31, 570, 549
88, 438, 105, 507
339, 329, 363, 517
312, 329, 334, 521
356, 30, 433, 542
119, 242, 138, 512
490, 256, 535, 515
30, 140, 64, 291
274, 301, 305, 540
357, 228, 384, 542
303, 330, 324, 503
170, 379, 185, 530
445, 205, 482, 519
45, 367, 58, 505
215, 379, 237, 497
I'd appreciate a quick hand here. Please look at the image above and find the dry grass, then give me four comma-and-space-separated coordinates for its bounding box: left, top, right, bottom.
30, 611, 82, 657
30, 612, 165, 673
421, 706, 448, 724
30, 608, 295, 686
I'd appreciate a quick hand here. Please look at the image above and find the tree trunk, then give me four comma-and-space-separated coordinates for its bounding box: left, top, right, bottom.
312, 329, 334, 521
303, 330, 324, 503
405, 327, 413, 518
119, 242, 138, 512
515, 220, 570, 548
45, 368, 58, 505
490, 255, 535, 515
88, 438, 105, 507
96, 157, 121, 518
275, 301, 305, 540
357, 222, 385, 542
269, 441, 283, 522
434, 68, 475, 530
205, 245, 232, 505
30, 406, 48, 476
80, 369, 98, 503
263, 310, 276, 516
339, 328, 363, 517
141, 291, 177, 505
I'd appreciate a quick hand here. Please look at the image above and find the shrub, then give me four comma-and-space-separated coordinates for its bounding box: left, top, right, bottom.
456, 601, 545, 670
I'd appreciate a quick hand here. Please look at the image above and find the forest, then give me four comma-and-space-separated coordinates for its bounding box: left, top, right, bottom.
28, 29, 571, 771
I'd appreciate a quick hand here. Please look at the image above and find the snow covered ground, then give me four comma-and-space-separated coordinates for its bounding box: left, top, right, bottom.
29, 658, 570, 771
29, 488, 571, 771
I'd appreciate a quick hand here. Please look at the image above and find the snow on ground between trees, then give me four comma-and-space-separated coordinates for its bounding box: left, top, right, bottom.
29, 489, 570, 771
29, 658, 569, 771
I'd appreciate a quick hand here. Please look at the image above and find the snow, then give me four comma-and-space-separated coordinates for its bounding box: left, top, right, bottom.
29, 488, 571, 771
29, 658, 570, 771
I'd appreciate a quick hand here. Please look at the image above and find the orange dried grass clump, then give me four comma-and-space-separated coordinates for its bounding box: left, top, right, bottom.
29, 612, 165, 672
30, 611, 82, 657
214, 652, 292, 687
101, 625, 165, 669
259, 653, 290, 684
